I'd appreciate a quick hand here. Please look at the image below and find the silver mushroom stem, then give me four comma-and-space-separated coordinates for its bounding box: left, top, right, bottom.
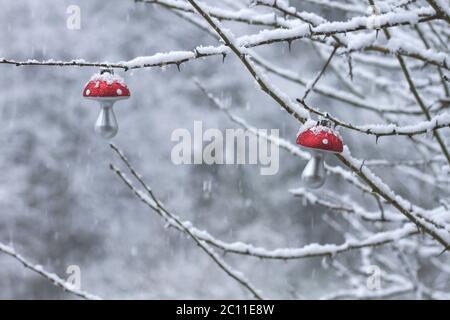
301, 151, 326, 189
95, 101, 119, 139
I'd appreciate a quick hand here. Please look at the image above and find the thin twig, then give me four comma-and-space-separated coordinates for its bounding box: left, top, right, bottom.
302, 45, 338, 100
0, 242, 101, 300
109, 145, 264, 299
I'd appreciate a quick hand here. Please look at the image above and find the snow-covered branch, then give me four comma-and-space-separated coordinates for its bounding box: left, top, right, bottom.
140, 0, 289, 27
0, 242, 101, 300
109, 144, 264, 299
194, 80, 382, 197
0, 50, 211, 71
2, 3, 448, 73
185, 0, 450, 251
108, 144, 419, 261
298, 99, 450, 137
427, 0, 450, 25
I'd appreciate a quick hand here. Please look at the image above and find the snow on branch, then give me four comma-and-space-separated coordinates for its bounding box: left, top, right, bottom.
297, 99, 450, 137
166, 2, 422, 119
393, 35, 450, 166
321, 281, 450, 300
321, 283, 414, 300
109, 144, 264, 300
237, 7, 438, 47
251, 53, 423, 115
185, 1, 450, 250
252, 1, 450, 73
427, 0, 450, 25
338, 147, 450, 249
0, 242, 101, 300
195, 80, 450, 235
139, 0, 290, 28
194, 79, 392, 200
289, 187, 404, 222
208, 223, 420, 260
108, 144, 419, 261
0, 51, 202, 71
187, 0, 310, 123
279, 0, 366, 15
2, 2, 449, 74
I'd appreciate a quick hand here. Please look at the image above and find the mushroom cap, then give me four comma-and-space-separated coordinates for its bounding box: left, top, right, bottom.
83, 73, 130, 101
296, 123, 343, 153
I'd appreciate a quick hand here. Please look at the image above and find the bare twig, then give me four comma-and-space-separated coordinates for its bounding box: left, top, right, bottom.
302, 45, 338, 100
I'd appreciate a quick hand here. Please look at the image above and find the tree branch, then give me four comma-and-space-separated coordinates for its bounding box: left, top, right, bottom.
0, 242, 101, 300
109, 144, 264, 299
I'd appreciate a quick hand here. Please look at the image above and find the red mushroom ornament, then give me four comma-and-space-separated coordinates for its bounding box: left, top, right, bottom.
296, 119, 343, 189
83, 69, 130, 139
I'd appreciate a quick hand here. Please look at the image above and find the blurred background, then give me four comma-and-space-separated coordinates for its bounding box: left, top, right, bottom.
0, 0, 443, 299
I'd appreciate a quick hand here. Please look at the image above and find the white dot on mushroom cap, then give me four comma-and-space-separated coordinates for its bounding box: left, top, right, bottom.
322, 138, 329, 145
117, 89, 123, 95
86, 89, 90, 96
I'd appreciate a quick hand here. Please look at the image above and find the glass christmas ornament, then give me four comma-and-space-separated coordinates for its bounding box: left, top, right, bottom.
83, 69, 130, 139
296, 119, 343, 189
